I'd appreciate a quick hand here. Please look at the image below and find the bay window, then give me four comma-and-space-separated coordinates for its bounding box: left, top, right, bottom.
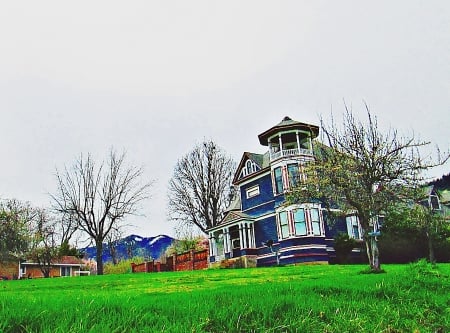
277, 205, 323, 239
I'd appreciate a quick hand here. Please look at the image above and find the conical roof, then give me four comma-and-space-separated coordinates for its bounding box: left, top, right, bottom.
257, 116, 319, 146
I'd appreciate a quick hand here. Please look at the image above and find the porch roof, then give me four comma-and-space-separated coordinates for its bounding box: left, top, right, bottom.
208, 211, 254, 232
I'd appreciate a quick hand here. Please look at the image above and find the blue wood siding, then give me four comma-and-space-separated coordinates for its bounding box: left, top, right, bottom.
253, 217, 278, 248
241, 174, 274, 211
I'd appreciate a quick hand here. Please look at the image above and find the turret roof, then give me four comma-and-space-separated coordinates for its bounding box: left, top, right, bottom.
257, 116, 319, 146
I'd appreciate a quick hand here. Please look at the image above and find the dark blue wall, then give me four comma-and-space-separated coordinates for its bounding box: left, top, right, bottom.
241, 174, 274, 211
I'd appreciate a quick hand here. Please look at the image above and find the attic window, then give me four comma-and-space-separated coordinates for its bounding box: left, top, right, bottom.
240, 160, 260, 178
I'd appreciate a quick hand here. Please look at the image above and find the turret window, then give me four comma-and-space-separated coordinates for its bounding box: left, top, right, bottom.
274, 167, 283, 194
272, 163, 303, 194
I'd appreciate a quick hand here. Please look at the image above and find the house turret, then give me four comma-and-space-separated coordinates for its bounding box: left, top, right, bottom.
258, 116, 319, 195
258, 116, 319, 162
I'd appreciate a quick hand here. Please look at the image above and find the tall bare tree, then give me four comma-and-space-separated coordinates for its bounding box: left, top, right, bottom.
168, 140, 235, 234
288, 103, 448, 272
51, 150, 152, 275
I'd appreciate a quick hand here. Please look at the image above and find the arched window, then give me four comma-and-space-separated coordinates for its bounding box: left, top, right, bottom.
240, 160, 260, 179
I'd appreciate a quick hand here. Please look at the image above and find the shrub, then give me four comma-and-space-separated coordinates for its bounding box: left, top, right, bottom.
334, 233, 358, 264
104, 257, 145, 275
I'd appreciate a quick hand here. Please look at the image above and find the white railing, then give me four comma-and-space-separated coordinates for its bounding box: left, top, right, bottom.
270, 148, 313, 161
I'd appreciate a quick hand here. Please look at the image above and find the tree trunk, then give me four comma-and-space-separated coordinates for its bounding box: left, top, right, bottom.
370, 237, 381, 271
426, 228, 435, 265
365, 237, 381, 272
96, 241, 104, 275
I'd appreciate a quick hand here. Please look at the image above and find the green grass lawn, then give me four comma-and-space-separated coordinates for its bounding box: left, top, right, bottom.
0, 262, 449, 332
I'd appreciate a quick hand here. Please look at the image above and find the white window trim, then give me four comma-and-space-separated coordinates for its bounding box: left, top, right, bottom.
246, 185, 260, 199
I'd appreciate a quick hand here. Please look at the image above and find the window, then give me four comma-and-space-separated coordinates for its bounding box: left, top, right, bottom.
310, 208, 321, 235
346, 215, 361, 239
240, 160, 260, 179
279, 211, 290, 239
246, 185, 260, 199
293, 209, 306, 236
274, 167, 283, 194
287, 164, 299, 188
61, 266, 71, 277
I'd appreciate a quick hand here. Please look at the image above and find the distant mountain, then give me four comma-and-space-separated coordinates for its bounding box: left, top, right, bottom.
82, 234, 175, 263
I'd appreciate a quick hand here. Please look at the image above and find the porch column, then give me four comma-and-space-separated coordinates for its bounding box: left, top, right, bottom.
222, 228, 228, 254
208, 233, 213, 257
308, 135, 313, 152
250, 222, 256, 248
278, 134, 283, 156
243, 223, 248, 249
225, 227, 231, 253
296, 131, 301, 153
268, 140, 273, 160
238, 224, 244, 249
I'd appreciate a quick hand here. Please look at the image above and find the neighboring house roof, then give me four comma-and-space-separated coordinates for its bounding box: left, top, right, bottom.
257, 116, 319, 146
21, 256, 82, 267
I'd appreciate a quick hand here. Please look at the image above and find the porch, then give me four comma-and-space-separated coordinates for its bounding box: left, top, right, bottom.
208, 221, 257, 265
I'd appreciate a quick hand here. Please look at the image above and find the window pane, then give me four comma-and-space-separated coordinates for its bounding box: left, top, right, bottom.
288, 164, 299, 188
281, 224, 290, 238
294, 209, 305, 222
312, 222, 321, 235
295, 222, 307, 235
274, 167, 283, 194
310, 208, 319, 222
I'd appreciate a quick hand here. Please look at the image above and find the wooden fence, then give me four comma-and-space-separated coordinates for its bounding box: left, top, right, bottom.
131, 249, 208, 273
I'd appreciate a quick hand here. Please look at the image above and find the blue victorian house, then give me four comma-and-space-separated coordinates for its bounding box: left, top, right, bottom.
207, 116, 363, 267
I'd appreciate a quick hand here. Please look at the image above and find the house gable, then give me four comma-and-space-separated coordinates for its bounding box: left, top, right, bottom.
233, 152, 270, 184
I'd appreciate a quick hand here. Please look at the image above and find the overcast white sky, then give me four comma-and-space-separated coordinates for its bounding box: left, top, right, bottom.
0, 1, 449, 238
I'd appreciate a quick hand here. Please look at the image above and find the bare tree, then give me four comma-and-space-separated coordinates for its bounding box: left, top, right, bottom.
28, 209, 59, 278
106, 226, 123, 265
168, 140, 235, 234
51, 150, 152, 275
288, 103, 448, 272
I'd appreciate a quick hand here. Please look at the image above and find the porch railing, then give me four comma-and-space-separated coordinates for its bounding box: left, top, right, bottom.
270, 148, 313, 161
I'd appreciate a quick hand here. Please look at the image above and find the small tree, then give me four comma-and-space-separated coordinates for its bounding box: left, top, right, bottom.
51, 150, 153, 275
288, 103, 448, 272
27, 209, 60, 278
167, 140, 235, 234
0, 199, 37, 261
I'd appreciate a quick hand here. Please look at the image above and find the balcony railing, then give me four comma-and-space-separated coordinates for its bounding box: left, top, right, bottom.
270, 148, 313, 161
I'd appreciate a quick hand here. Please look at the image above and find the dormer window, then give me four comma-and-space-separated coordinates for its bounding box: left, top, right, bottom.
239, 160, 260, 179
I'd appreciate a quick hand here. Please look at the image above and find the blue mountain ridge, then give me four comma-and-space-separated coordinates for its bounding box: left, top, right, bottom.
82, 234, 175, 263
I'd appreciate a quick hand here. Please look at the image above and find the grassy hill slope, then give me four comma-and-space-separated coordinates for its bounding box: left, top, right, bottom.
0, 262, 448, 332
